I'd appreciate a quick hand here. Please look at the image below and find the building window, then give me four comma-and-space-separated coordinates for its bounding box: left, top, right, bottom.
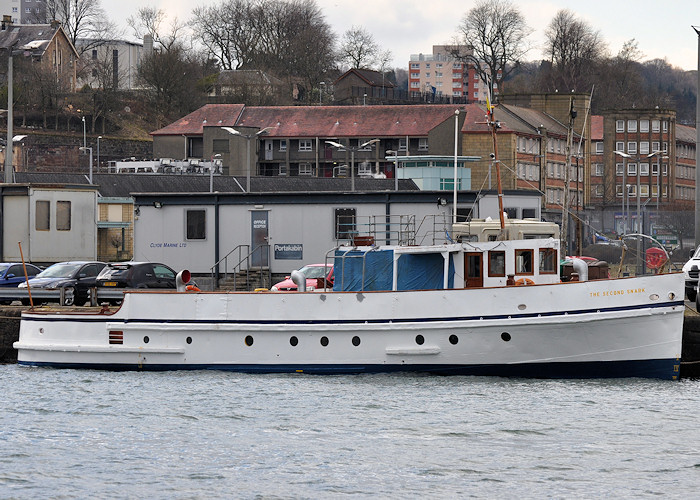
652, 141, 660, 153
92, 49, 98, 60
595, 142, 603, 154
440, 178, 462, 190
515, 249, 534, 275
652, 120, 660, 132
595, 163, 604, 176
627, 142, 637, 154
662, 121, 668, 131
627, 120, 637, 132
640, 162, 649, 175
335, 208, 356, 240
594, 185, 604, 197
640, 141, 649, 155
299, 139, 312, 151
488, 251, 505, 277
616, 141, 624, 152
278, 164, 287, 176
399, 138, 407, 151
186, 210, 206, 240
298, 163, 313, 176
640, 119, 649, 132
56, 201, 71, 231
615, 163, 623, 175
539, 248, 557, 274
628, 163, 637, 175
36, 200, 50, 231
616, 120, 624, 132
652, 163, 659, 175
640, 185, 649, 197
418, 138, 428, 151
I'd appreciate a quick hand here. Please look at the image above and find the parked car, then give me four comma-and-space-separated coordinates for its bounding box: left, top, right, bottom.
95, 262, 192, 290
0, 262, 42, 287
0, 262, 43, 305
683, 247, 700, 301
271, 264, 334, 291
18, 261, 106, 306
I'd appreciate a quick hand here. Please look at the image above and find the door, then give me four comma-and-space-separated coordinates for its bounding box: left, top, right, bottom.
464, 252, 483, 288
265, 140, 273, 161
251, 211, 269, 267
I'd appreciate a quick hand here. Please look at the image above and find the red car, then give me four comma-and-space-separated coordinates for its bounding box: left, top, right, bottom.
271, 264, 334, 291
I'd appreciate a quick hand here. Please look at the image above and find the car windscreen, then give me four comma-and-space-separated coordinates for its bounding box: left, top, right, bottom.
0, 264, 9, 273
35, 263, 83, 279
299, 266, 331, 279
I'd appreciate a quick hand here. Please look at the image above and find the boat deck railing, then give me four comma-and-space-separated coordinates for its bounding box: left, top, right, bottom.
335, 214, 453, 247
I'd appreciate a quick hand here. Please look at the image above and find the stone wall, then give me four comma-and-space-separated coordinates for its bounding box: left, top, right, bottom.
1, 131, 152, 173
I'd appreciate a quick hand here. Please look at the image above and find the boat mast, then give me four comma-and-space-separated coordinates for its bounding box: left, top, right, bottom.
487, 92, 505, 230
562, 97, 576, 255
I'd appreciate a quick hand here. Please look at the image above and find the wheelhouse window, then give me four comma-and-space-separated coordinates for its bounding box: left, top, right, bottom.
515, 249, 534, 275
35, 200, 50, 231
539, 248, 557, 274
488, 251, 505, 277
186, 209, 206, 240
335, 208, 356, 240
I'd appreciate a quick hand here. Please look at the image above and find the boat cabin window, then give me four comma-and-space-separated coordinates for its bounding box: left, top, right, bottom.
515, 249, 534, 275
539, 248, 558, 274
488, 251, 505, 277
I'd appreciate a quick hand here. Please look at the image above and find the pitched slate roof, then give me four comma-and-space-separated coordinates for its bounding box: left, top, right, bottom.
677, 124, 696, 144
0, 23, 77, 57
13, 172, 419, 197
151, 104, 246, 136
461, 103, 571, 138
334, 68, 396, 88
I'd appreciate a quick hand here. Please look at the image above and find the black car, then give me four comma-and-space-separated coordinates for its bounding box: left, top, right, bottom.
96, 262, 187, 290
18, 261, 106, 306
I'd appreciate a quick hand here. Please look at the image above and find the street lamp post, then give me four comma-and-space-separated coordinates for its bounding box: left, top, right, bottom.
97, 136, 102, 173
81, 116, 86, 148
221, 126, 273, 192
319, 81, 325, 105
79, 146, 93, 184
326, 139, 380, 192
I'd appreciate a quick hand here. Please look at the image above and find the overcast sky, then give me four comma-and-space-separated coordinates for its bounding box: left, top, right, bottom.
106, 0, 700, 71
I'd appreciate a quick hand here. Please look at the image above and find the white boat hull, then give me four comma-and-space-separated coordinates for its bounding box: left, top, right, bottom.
14, 273, 685, 379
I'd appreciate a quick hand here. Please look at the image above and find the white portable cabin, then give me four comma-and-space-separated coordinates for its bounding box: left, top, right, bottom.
452, 218, 560, 242
0, 183, 98, 263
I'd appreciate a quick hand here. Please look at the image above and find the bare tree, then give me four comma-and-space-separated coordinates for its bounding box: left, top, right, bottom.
45, 0, 118, 56
338, 26, 381, 69
128, 6, 188, 53
455, 0, 532, 97
543, 9, 606, 93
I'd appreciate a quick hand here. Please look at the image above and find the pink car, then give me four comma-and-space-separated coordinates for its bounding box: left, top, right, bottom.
271, 264, 334, 291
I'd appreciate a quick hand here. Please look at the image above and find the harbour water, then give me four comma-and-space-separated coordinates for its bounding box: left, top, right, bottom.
1, 365, 699, 498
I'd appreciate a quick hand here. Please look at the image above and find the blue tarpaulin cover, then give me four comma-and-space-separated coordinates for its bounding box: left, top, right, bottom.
333, 249, 454, 291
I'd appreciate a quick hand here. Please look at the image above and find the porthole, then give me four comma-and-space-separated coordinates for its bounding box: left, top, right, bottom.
415, 334, 425, 345
245, 335, 254, 346
449, 334, 459, 345
501, 332, 511, 342
290, 336, 299, 346
352, 336, 361, 346
186, 337, 192, 344
320, 336, 329, 347
143, 336, 149, 344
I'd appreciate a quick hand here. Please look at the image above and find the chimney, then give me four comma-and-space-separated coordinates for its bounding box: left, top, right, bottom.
143, 34, 153, 54
2, 15, 12, 31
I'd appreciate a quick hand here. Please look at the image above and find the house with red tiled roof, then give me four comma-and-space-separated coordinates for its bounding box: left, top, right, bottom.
152, 103, 468, 179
